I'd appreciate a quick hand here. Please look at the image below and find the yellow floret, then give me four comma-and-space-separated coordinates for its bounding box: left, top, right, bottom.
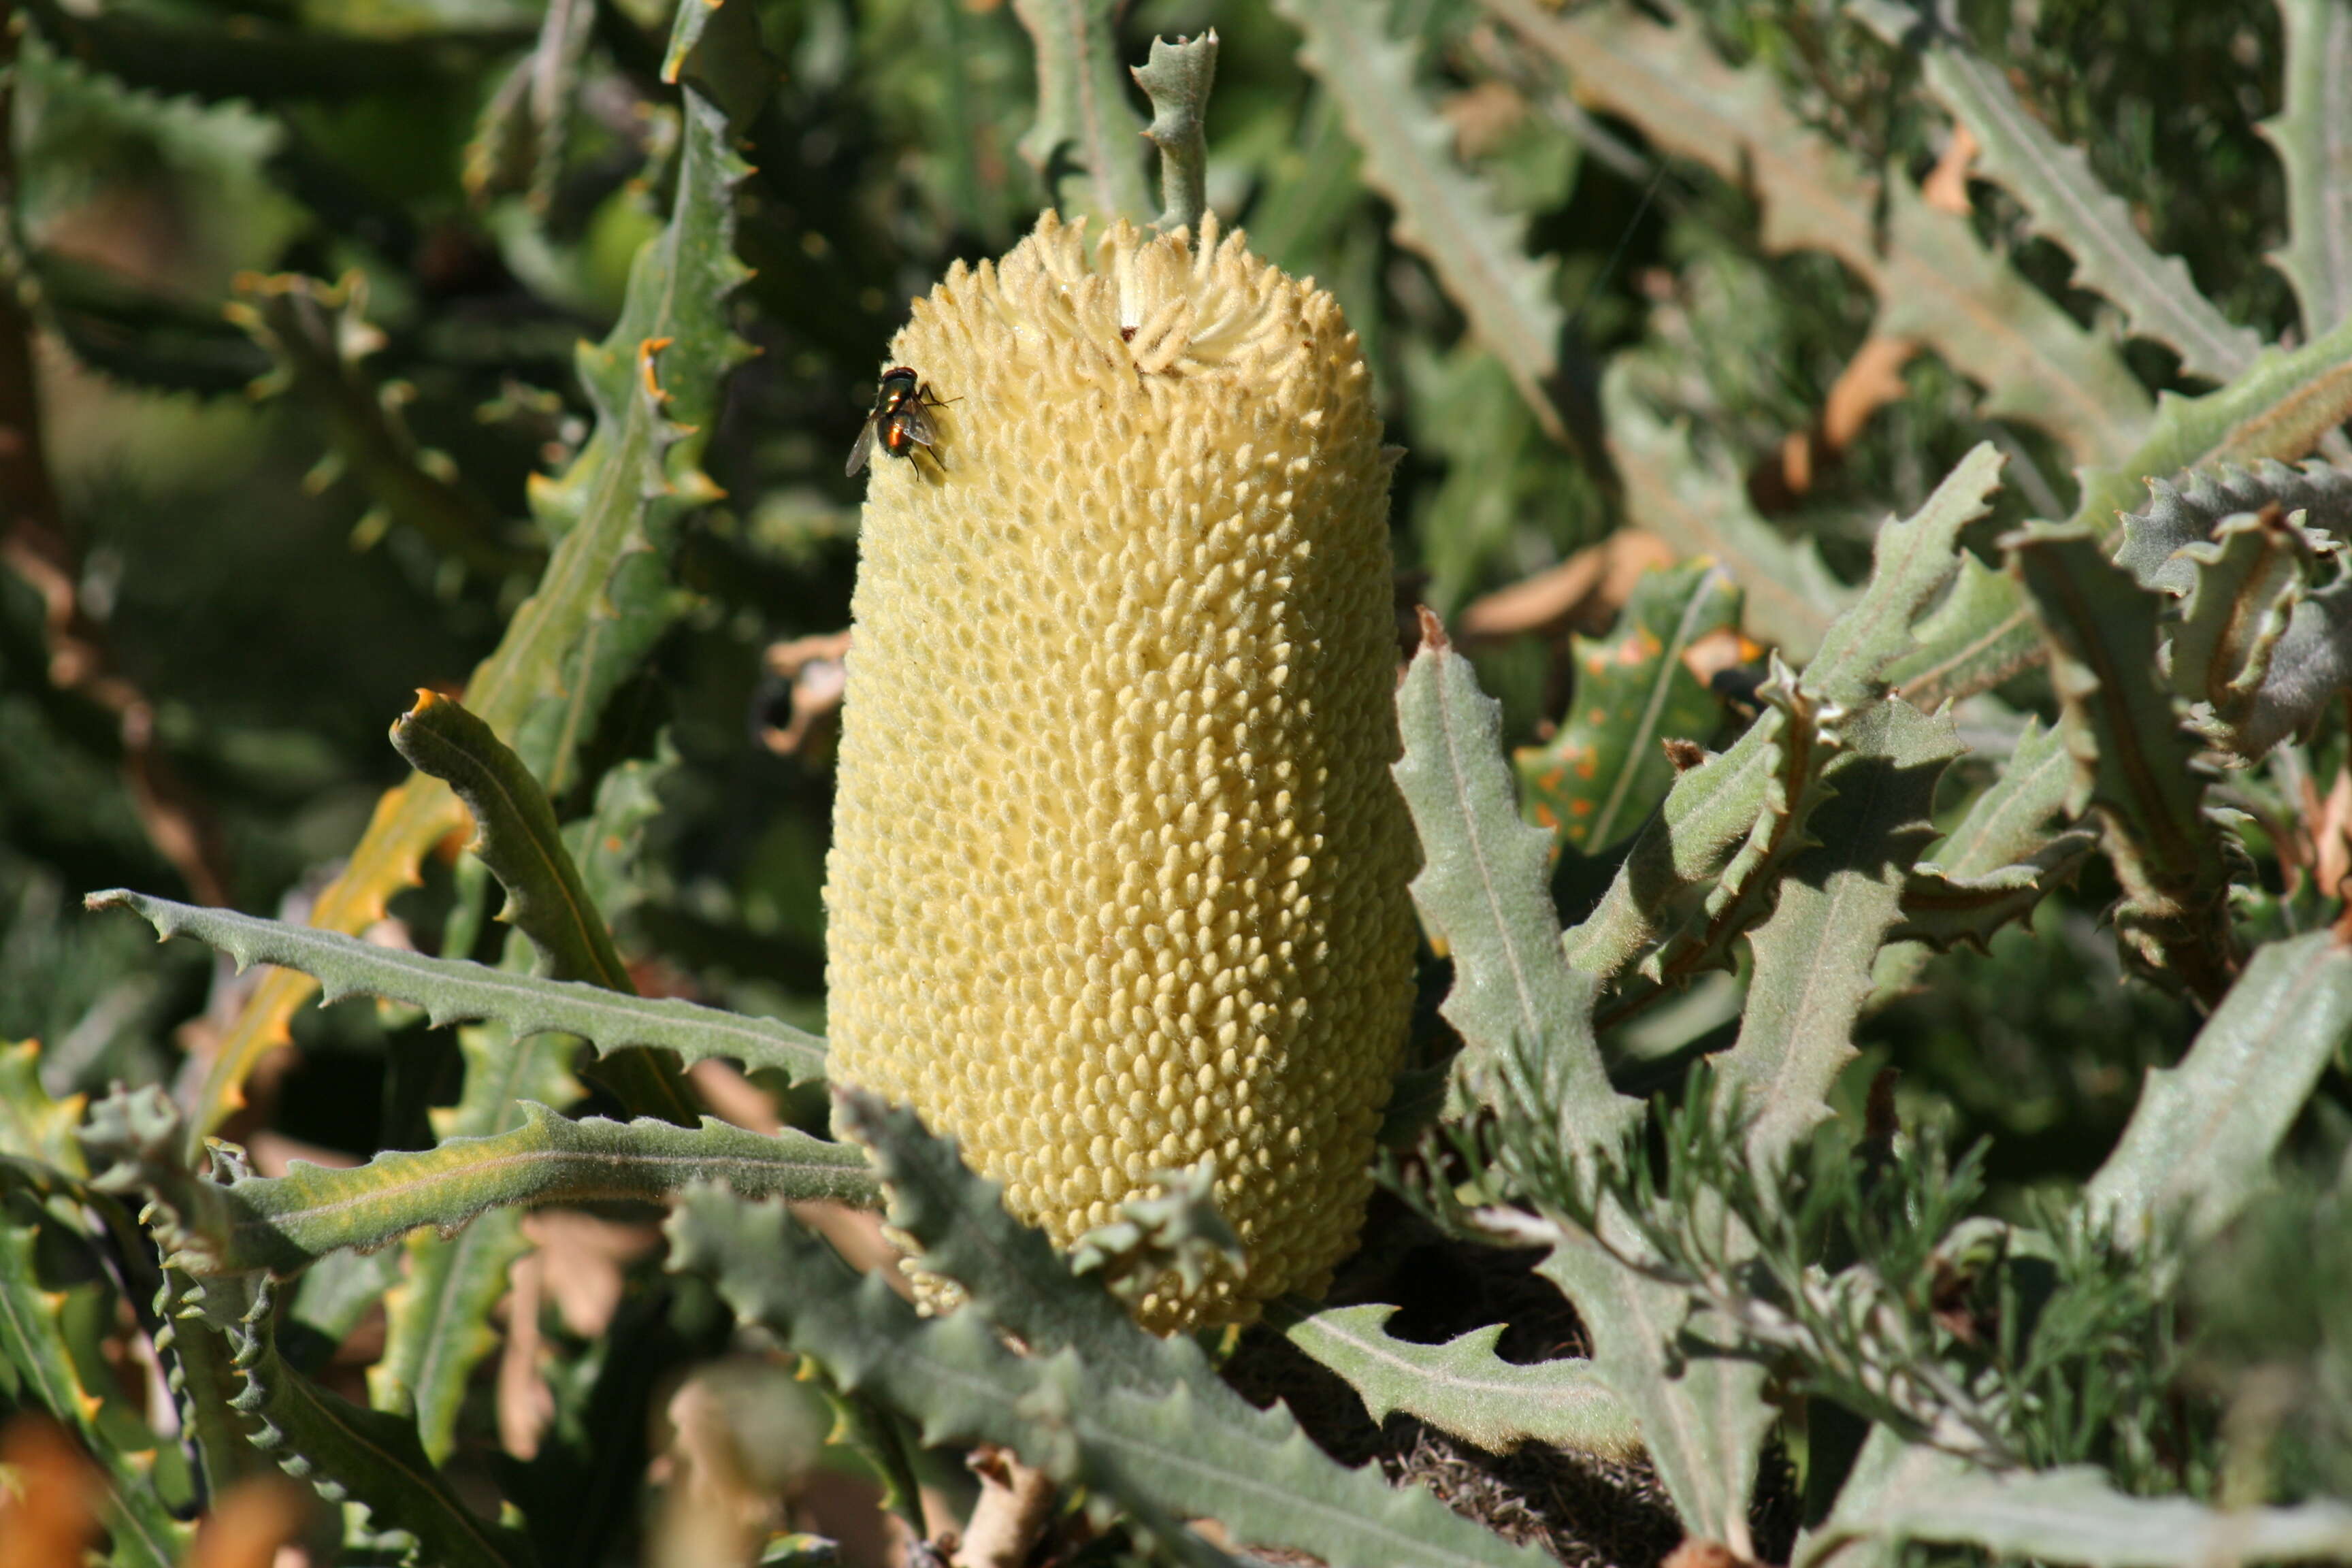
824, 212, 1418, 1331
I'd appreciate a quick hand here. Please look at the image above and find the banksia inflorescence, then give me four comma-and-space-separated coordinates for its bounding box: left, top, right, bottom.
825, 212, 1418, 1330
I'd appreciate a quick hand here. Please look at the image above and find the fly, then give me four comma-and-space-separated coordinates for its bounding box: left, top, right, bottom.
846, 365, 955, 477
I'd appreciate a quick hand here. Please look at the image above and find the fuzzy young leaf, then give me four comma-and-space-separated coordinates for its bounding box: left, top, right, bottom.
1893, 717, 2096, 952
1010, 0, 1152, 223
85, 1086, 874, 1275
190, 7, 758, 1147
1852, 0, 2259, 384
1391, 621, 1633, 1134
1495, 0, 2151, 468
2008, 523, 2240, 1002
2264, 0, 2352, 338
1275, 0, 1567, 440
2168, 504, 2342, 757
2114, 459, 2352, 593
670, 1186, 1554, 1568
1516, 563, 1739, 855
86, 890, 827, 1085
1269, 1298, 1639, 1460
1603, 368, 1847, 659
1895, 312, 2352, 709
2089, 928, 2352, 1247
1133, 31, 1218, 234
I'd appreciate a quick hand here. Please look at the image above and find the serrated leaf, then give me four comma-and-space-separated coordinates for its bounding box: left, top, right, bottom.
1895, 717, 2097, 951
1602, 366, 1848, 660
1567, 444, 2004, 987
1277, 0, 1567, 440
1390, 625, 1635, 1133
0, 1215, 189, 1567
1535, 1237, 1770, 1553
1494, 0, 2151, 468
388, 689, 696, 1125
1720, 700, 1963, 1171
371, 1019, 581, 1461
0, 1039, 87, 1173
1839, 1463, 2352, 1567
2263, 0, 2352, 337
1852, 0, 2259, 384
1269, 1299, 1638, 1460
1009, 0, 1152, 223
2088, 928, 2352, 1246
393, 691, 630, 990
156, 1264, 272, 1501
231, 273, 523, 577
1888, 553, 2046, 712
1134, 32, 1218, 233
84, 1085, 874, 1275
1895, 314, 2352, 708
834, 1090, 1175, 1392
190, 7, 759, 1149
1516, 563, 1740, 855
86, 890, 827, 1086
2114, 459, 2352, 593
669, 1186, 1555, 1568
178, 1270, 534, 1568
2008, 523, 2240, 1002
371, 1210, 525, 1462
2168, 504, 2330, 756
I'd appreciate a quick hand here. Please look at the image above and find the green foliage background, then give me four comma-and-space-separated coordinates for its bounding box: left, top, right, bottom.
7, 0, 2352, 1562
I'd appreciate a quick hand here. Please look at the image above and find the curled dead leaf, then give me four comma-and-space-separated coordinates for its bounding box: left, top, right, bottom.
1456, 530, 1676, 644
758, 631, 852, 757
1923, 122, 1980, 216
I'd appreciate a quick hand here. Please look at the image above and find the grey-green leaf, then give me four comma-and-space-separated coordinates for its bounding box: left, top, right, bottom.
1269, 1298, 1639, 1460
84, 889, 827, 1085
1133, 31, 1218, 234
670, 1187, 1555, 1568
2264, 0, 2352, 338
1010, 0, 1152, 224
2088, 928, 2352, 1247
1390, 622, 1633, 1136
1852, 0, 2259, 383
1847, 1464, 2352, 1567
1275, 0, 1567, 440
86, 1087, 875, 1275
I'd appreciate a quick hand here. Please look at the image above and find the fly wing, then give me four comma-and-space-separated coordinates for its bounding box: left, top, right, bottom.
896, 403, 941, 454
845, 416, 879, 477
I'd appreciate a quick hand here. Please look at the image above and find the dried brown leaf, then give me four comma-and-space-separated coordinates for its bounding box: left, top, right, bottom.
189, 1477, 308, 1568
497, 1251, 553, 1462
518, 1209, 659, 1339
760, 632, 853, 757
1923, 122, 1980, 216
1456, 532, 1677, 642
0, 1416, 100, 1568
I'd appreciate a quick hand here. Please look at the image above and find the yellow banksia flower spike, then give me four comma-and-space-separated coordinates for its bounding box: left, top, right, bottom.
826, 212, 1418, 1331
